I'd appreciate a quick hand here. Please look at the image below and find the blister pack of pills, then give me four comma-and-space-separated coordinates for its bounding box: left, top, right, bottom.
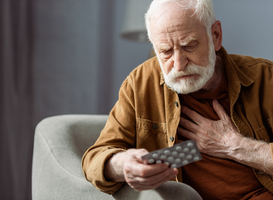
141, 140, 202, 168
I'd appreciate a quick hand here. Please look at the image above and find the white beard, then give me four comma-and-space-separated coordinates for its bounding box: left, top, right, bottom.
157, 36, 216, 94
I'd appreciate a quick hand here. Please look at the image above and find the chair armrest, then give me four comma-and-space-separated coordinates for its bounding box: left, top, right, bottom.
113, 182, 202, 200
32, 114, 114, 200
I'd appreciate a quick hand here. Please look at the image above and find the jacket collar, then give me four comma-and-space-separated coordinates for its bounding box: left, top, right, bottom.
218, 46, 254, 88
160, 73, 165, 85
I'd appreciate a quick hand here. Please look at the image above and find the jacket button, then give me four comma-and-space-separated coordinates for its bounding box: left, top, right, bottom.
170, 136, 174, 142
153, 123, 158, 130
175, 102, 179, 107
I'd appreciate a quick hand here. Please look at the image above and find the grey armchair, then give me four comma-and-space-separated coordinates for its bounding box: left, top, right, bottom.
32, 115, 202, 200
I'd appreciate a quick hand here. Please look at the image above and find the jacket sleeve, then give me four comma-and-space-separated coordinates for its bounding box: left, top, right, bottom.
81, 77, 137, 194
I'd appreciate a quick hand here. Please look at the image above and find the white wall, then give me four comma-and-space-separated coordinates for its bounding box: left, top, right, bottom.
213, 0, 273, 60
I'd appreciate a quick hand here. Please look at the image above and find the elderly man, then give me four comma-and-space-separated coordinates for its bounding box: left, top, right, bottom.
82, 0, 273, 199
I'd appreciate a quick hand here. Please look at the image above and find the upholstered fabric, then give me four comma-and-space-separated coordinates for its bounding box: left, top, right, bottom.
113, 182, 202, 200
32, 115, 202, 200
32, 115, 113, 199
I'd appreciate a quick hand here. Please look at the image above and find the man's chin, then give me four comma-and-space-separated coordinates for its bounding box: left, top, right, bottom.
166, 83, 200, 94
165, 78, 208, 94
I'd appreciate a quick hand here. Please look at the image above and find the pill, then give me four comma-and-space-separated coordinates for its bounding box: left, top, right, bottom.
160, 155, 166, 160
156, 160, 162, 164
172, 151, 178, 157
186, 155, 193, 160
168, 157, 174, 163
183, 148, 189, 152
190, 149, 196, 154
171, 164, 177, 168
187, 142, 194, 147
175, 158, 181, 163
164, 150, 171, 155
175, 146, 182, 151
194, 156, 200, 161
179, 153, 185, 157
183, 160, 188, 165
152, 153, 159, 158
148, 159, 155, 164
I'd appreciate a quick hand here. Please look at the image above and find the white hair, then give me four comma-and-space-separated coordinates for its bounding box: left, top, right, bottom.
145, 0, 216, 42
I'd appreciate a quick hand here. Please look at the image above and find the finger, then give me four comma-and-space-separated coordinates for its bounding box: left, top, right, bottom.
136, 167, 177, 186
129, 168, 178, 191
129, 162, 169, 178
179, 116, 199, 133
177, 126, 198, 141
212, 100, 229, 121
134, 149, 150, 162
181, 105, 208, 125
144, 168, 178, 190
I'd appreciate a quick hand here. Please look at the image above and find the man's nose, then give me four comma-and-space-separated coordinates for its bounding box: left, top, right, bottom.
173, 51, 188, 71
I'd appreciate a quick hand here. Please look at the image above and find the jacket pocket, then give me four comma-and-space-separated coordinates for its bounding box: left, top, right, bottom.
136, 118, 167, 151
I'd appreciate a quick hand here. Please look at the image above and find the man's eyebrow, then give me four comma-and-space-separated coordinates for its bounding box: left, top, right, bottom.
157, 45, 172, 51
156, 37, 198, 50
179, 37, 197, 46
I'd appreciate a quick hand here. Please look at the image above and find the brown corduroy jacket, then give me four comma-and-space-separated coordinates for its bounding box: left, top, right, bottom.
82, 47, 273, 195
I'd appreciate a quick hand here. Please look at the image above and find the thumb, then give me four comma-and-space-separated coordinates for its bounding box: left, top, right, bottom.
213, 100, 229, 120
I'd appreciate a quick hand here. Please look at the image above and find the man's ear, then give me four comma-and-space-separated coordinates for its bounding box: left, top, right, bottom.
211, 20, 222, 51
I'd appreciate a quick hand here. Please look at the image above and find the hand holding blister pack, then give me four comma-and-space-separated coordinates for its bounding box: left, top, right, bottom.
141, 140, 202, 168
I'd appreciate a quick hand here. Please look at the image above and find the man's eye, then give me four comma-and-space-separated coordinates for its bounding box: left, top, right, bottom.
183, 43, 198, 52
163, 49, 172, 55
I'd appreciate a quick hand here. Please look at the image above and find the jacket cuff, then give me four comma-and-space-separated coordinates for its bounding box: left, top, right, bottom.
86, 148, 126, 194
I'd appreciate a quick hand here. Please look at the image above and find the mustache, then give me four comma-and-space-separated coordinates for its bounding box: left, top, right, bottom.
169, 63, 204, 78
